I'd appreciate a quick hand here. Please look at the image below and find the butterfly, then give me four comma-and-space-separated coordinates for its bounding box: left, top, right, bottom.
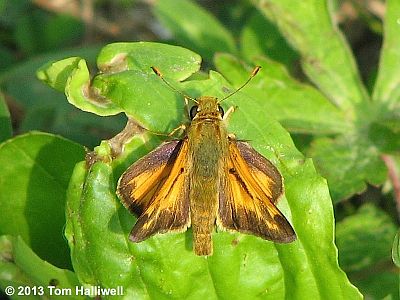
117, 66, 296, 256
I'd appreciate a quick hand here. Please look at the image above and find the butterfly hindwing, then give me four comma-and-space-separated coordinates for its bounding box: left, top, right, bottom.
117, 139, 190, 242
217, 140, 296, 243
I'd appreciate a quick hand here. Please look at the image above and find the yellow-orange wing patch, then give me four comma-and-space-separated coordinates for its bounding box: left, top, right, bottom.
217, 140, 296, 243
117, 139, 190, 242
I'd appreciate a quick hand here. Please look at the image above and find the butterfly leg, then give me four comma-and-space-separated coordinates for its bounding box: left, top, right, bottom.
168, 124, 187, 137
223, 106, 237, 122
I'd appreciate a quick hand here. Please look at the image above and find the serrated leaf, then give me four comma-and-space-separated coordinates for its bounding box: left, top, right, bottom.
310, 135, 387, 201
0, 93, 12, 142
214, 53, 349, 135
152, 0, 237, 62
0, 132, 85, 269
252, 0, 369, 114
66, 71, 361, 299
0, 235, 84, 300
373, 0, 400, 107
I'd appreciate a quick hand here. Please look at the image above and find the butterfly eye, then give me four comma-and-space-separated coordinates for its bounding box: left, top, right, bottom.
218, 105, 224, 117
190, 105, 199, 119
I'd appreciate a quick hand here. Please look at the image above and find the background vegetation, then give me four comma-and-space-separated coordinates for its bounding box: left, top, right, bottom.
0, 0, 399, 299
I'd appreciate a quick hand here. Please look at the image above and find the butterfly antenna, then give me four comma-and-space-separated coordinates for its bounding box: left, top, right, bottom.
219, 66, 261, 103
151, 67, 198, 103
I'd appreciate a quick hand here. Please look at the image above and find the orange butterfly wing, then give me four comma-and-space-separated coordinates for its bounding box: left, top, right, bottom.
218, 140, 296, 243
117, 140, 190, 242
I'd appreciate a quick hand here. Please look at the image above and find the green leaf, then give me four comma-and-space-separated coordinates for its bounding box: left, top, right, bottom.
0, 93, 12, 142
368, 119, 400, 153
252, 0, 369, 114
96, 42, 202, 81
336, 205, 397, 272
66, 70, 361, 298
336, 204, 399, 299
310, 135, 387, 201
0, 235, 84, 300
240, 10, 298, 67
336, 204, 399, 300
37, 57, 83, 93
215, 53, 349, 135
353, 271, 398, 300
38, 42, 201, 130
152, 0, 237, 62
64, 58, 124, 116
0, 132, 85, 269
372, 0, 400, 107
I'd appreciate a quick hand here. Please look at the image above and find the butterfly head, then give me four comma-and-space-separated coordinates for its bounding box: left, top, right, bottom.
189, 96, 224, 120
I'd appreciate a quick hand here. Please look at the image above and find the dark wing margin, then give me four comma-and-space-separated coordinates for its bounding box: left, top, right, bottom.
217, 140, 296, 243
117, 139, 190, 242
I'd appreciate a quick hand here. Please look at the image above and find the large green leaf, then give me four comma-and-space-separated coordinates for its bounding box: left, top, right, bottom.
152, 0, 237, 62
0, 132, 85, 269
372, 0, 400, 107
64, 67, 361, 298
0, 235, 84, 300
252, 0, 369, 114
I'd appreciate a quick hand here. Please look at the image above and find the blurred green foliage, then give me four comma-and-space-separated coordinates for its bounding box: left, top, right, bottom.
36, 42, 359, 299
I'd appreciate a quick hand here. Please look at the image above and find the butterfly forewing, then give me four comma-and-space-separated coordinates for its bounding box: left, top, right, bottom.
117, 140, 190, 242
217, 140, 296, 243
235, 141, 283, 203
